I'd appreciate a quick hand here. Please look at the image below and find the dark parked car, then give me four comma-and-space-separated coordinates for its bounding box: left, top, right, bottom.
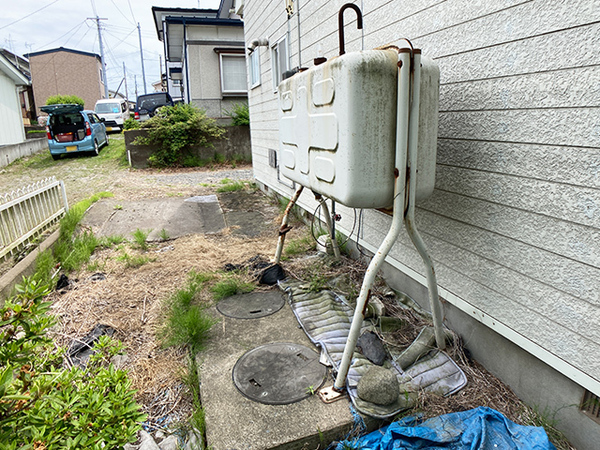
41, 104, 109, 160
134, 93, 174, 121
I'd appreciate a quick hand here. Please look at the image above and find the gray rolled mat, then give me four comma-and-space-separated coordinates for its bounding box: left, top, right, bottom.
279, 280, 467, 419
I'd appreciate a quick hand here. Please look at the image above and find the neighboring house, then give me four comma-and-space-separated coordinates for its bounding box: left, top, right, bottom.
152, 79, 166, 93
26, 47, 106, 112
0, 49, 36, 123
243, 1, 600, 448
0, 51, 30, 145
152, 0, 246, 118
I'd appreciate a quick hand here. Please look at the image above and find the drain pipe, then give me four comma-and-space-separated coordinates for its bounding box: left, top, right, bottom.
333, 49, 412, 391
403, 50, 446, 350
274, 185, 304, 264
318, 197, 341, 260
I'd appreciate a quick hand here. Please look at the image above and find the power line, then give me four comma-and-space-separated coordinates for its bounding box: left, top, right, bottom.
0, 0, 61, 31
33, 20, 87, 52
109, 0, 136, 26
127, 0, 137, 24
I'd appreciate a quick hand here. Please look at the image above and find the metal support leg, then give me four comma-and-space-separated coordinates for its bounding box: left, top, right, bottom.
332, 50, 413, 391
319, 198, 341, 260
274, 186, 304, 264
404, 51, 445, 350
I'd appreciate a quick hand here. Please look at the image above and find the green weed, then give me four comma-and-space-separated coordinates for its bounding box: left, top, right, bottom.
284, 234, 315, 256
210, 276, 255, 301
117, 252, 154, 268
132, 228, 152, 251
520, 405, 573, 450
159, 228, 170, 240
216, 178, 247, 193
99, 234, 126, 247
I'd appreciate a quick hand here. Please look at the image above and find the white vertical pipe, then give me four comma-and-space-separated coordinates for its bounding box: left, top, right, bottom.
333, 50, 412, 390
403, 51, 446, 350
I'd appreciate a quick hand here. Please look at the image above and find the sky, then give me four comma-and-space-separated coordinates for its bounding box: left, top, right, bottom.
0, 0, 221, 98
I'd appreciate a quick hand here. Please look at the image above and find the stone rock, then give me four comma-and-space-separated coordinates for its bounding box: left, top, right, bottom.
123, 444, 139, 450
158, 435, 179, 450
357, 366, 399, 406
139, 430, 160, 450
155, 430, 165, 441
356, 331, 387, 366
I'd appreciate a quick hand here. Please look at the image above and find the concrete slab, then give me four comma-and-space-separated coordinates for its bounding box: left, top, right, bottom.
82, 197, 225, 241
198, 293, 356, 450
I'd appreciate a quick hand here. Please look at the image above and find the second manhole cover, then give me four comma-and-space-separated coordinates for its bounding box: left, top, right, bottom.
217, 291, 285, 319
232, 343, 326, 405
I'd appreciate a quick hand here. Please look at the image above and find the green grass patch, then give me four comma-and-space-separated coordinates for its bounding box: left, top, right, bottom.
117, 252, 154, 268
159, 271, 218, 353
210, 275, 255, 301
216, 178, 247, 193
284, 233, 315, 257
159, 228, 170, 240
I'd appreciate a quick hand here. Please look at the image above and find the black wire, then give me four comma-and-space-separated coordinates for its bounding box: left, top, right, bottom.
309, 199, 358, 248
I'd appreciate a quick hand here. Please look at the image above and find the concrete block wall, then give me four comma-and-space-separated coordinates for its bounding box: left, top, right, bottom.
243, 1, 600, 448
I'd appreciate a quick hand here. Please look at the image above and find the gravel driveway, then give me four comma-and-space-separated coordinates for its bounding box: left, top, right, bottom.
0, 135, 255, 204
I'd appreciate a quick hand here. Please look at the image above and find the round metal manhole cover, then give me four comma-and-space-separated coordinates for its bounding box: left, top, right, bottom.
216, 291, 285, 319
232, 343, 327, 405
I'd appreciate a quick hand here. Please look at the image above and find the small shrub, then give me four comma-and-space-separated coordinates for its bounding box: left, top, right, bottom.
224, 103, 250, 126
123, 117, 140, 130
159, 228, 170, 240
45, 94, 84, 107
0, 278, 145, 448
135, 104, 225, 167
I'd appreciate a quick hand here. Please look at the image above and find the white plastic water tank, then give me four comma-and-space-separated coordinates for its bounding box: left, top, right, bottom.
278, 49, 439, 209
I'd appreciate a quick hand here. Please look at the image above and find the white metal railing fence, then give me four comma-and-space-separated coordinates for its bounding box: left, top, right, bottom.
0, 177, 69, 262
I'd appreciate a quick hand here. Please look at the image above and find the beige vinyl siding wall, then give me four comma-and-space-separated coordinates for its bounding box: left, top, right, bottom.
245, 0, 600, 421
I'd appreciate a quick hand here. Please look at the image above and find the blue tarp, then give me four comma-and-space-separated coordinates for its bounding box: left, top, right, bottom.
337, 407, 557, 450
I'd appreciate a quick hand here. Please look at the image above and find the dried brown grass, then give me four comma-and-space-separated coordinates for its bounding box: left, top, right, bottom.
48, 224, 279, 428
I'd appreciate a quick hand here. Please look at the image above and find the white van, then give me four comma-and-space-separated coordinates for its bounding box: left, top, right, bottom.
94, 98, 130, 131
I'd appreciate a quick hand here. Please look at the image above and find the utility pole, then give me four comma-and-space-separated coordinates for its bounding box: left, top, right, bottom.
137, 23, 147, 95
123, 63, 129, 103
134, 74, 138, 99
90, 16, 109, 98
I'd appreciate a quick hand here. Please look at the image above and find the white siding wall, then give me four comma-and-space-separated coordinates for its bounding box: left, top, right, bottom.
245, 0, 600, 401
0, 71, 26, 145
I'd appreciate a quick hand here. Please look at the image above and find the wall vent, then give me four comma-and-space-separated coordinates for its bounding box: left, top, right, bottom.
581, 390, 600, 424
268, 148, 278, 168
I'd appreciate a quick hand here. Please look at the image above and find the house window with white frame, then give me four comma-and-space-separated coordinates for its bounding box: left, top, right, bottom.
249, 49, 260, 88
271, 36, 288, 91
219, 53, 248, 95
